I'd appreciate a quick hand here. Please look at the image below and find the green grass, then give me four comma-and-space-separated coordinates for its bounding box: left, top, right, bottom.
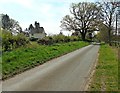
89, 44, 118, 91
2, 41, 89, 80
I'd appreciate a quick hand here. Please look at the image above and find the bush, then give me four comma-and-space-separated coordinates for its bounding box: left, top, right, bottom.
2, 30, 13, 51
13, 33, 29, 48
37, 36, 53, 45
37, 34, 80, 45
52, 35, 65, 43
64, 36, 71, 42
2, 29, 29, 51
70, 36, 80, 41
29, 37, 38, 41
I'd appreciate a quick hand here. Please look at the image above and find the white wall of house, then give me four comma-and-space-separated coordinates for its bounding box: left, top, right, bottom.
29, 33, 45, 39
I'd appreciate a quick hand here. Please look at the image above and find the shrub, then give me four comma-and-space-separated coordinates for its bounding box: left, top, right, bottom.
70, 36, 80, 41
29, 37, 38, 41
2, 29, 29, 51
2, 30, 13, 51
37, 36, 53, 45
13, 33, 29, 48
64, 36, 71, 42
52, 35, 65, 43
37, 34, 80, 45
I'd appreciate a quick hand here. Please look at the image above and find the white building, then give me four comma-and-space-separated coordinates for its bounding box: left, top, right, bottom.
29, 21, 46, 39
29, 27, 46, 39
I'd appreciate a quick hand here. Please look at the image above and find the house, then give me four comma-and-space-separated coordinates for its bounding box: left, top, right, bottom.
28, 21, 46, 39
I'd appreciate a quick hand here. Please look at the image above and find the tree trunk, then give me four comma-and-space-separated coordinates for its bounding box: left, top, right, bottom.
108, 12, 112, 46
81, 32, 86, 41
108, 28, 112, 46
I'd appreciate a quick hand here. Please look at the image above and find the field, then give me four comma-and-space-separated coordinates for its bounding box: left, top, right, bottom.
2, 41, 89, 80
89, 44, 118, 91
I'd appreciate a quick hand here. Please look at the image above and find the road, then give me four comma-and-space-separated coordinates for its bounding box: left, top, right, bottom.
2, 44, 100, 91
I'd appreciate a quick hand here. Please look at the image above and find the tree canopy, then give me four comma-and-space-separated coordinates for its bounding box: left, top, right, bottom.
1, 14, 22, 34
98, 1, 117, 45
61, 2, 102, 41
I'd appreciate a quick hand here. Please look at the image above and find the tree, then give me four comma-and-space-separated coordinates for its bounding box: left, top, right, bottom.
1, 14, 22, 34
10, 19, 22, 34
60, 2, 102, 41
28, 24, 34, 31
98, 1, 117, 45
97, 23, 109, 42
2, 14, 12, 30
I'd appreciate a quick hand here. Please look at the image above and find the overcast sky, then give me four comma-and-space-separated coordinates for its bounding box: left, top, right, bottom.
0, 0, 96, 35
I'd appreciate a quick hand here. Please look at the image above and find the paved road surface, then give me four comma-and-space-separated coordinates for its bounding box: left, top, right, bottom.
2, 44, 100, 91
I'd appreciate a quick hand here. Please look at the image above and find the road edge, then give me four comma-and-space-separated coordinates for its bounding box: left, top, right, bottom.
83, 50, 100, 91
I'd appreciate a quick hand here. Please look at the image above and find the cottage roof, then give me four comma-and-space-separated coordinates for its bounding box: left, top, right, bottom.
30, 27, 45, 34
29, 21, 45, 34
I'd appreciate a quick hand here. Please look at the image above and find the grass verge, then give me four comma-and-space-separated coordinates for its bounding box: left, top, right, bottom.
2, 41, 89, 80
89, 44, 118, 91
118, 48, 120, 90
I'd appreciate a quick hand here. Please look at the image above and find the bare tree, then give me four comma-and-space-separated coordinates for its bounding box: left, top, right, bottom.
99, 1, 117, 45
60, 2, 102, 41
10, 19, 22, 34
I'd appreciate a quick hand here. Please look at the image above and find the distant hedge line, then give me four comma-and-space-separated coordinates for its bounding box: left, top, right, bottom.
1, 29, 81, 51
37, 35, 81, 45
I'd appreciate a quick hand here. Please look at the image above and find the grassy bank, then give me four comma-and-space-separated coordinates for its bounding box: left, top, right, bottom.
89, 44, 118, 91
2, 41, 89, 80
